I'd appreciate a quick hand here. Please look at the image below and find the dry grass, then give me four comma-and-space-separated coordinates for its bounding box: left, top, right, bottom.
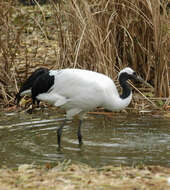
56, 0, 170, 96
0, 0, 59, 106
0, 0, 169, 107
1, 161, 170, 190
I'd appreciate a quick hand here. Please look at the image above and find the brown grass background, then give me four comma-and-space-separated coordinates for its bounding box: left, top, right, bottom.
0, 0, 169, 107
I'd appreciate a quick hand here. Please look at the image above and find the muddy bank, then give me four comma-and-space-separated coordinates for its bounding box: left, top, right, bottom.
1, 161, 170, 190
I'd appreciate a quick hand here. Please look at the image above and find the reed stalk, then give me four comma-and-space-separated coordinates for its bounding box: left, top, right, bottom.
0, 0, 169, 107
56, 0, 170, 98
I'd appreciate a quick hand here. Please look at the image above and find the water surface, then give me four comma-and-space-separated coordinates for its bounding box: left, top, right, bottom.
0, 110, 170, 167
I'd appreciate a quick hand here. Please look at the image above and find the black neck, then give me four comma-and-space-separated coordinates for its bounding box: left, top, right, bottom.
119, 75, 131, 99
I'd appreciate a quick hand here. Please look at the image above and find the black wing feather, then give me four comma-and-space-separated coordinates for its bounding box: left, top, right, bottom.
15, 67, 49, 104
31, 71, 55, 104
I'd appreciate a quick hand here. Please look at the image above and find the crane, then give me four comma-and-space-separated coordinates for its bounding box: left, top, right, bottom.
28, 67, 142, 148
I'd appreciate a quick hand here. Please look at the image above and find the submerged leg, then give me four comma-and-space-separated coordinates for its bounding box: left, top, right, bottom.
77, 120, 83, 145
57, 119, 67, 148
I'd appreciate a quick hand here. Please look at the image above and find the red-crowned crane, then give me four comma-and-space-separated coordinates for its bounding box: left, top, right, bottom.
27, 67, 143, 148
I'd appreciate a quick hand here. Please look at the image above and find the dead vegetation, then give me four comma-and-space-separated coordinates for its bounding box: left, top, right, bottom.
0, 0, 169, 108
1, 161, 170, 190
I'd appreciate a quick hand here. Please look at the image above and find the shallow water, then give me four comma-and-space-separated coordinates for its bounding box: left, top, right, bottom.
0, 110, 170, 167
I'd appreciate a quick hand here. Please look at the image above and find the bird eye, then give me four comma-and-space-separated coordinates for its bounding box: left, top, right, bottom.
133, 72, 137, 76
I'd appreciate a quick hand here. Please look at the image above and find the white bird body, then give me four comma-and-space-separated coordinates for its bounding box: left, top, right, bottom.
36, 69, 132, 119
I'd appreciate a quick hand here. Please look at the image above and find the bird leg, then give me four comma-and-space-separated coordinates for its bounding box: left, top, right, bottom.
57, 119, 67, 148
77, 119, 83, 145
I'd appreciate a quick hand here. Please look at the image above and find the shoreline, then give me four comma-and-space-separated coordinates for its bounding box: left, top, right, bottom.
1, 161, 170, 190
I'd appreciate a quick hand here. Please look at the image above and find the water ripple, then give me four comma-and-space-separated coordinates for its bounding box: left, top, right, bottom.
0, 112, 170, 167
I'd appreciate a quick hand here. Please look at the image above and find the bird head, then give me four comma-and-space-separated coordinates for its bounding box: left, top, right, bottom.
118, 67, 143, 83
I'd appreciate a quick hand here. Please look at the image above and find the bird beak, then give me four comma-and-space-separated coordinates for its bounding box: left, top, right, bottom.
135, 75, 153, 89
136, 75, 144, 82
